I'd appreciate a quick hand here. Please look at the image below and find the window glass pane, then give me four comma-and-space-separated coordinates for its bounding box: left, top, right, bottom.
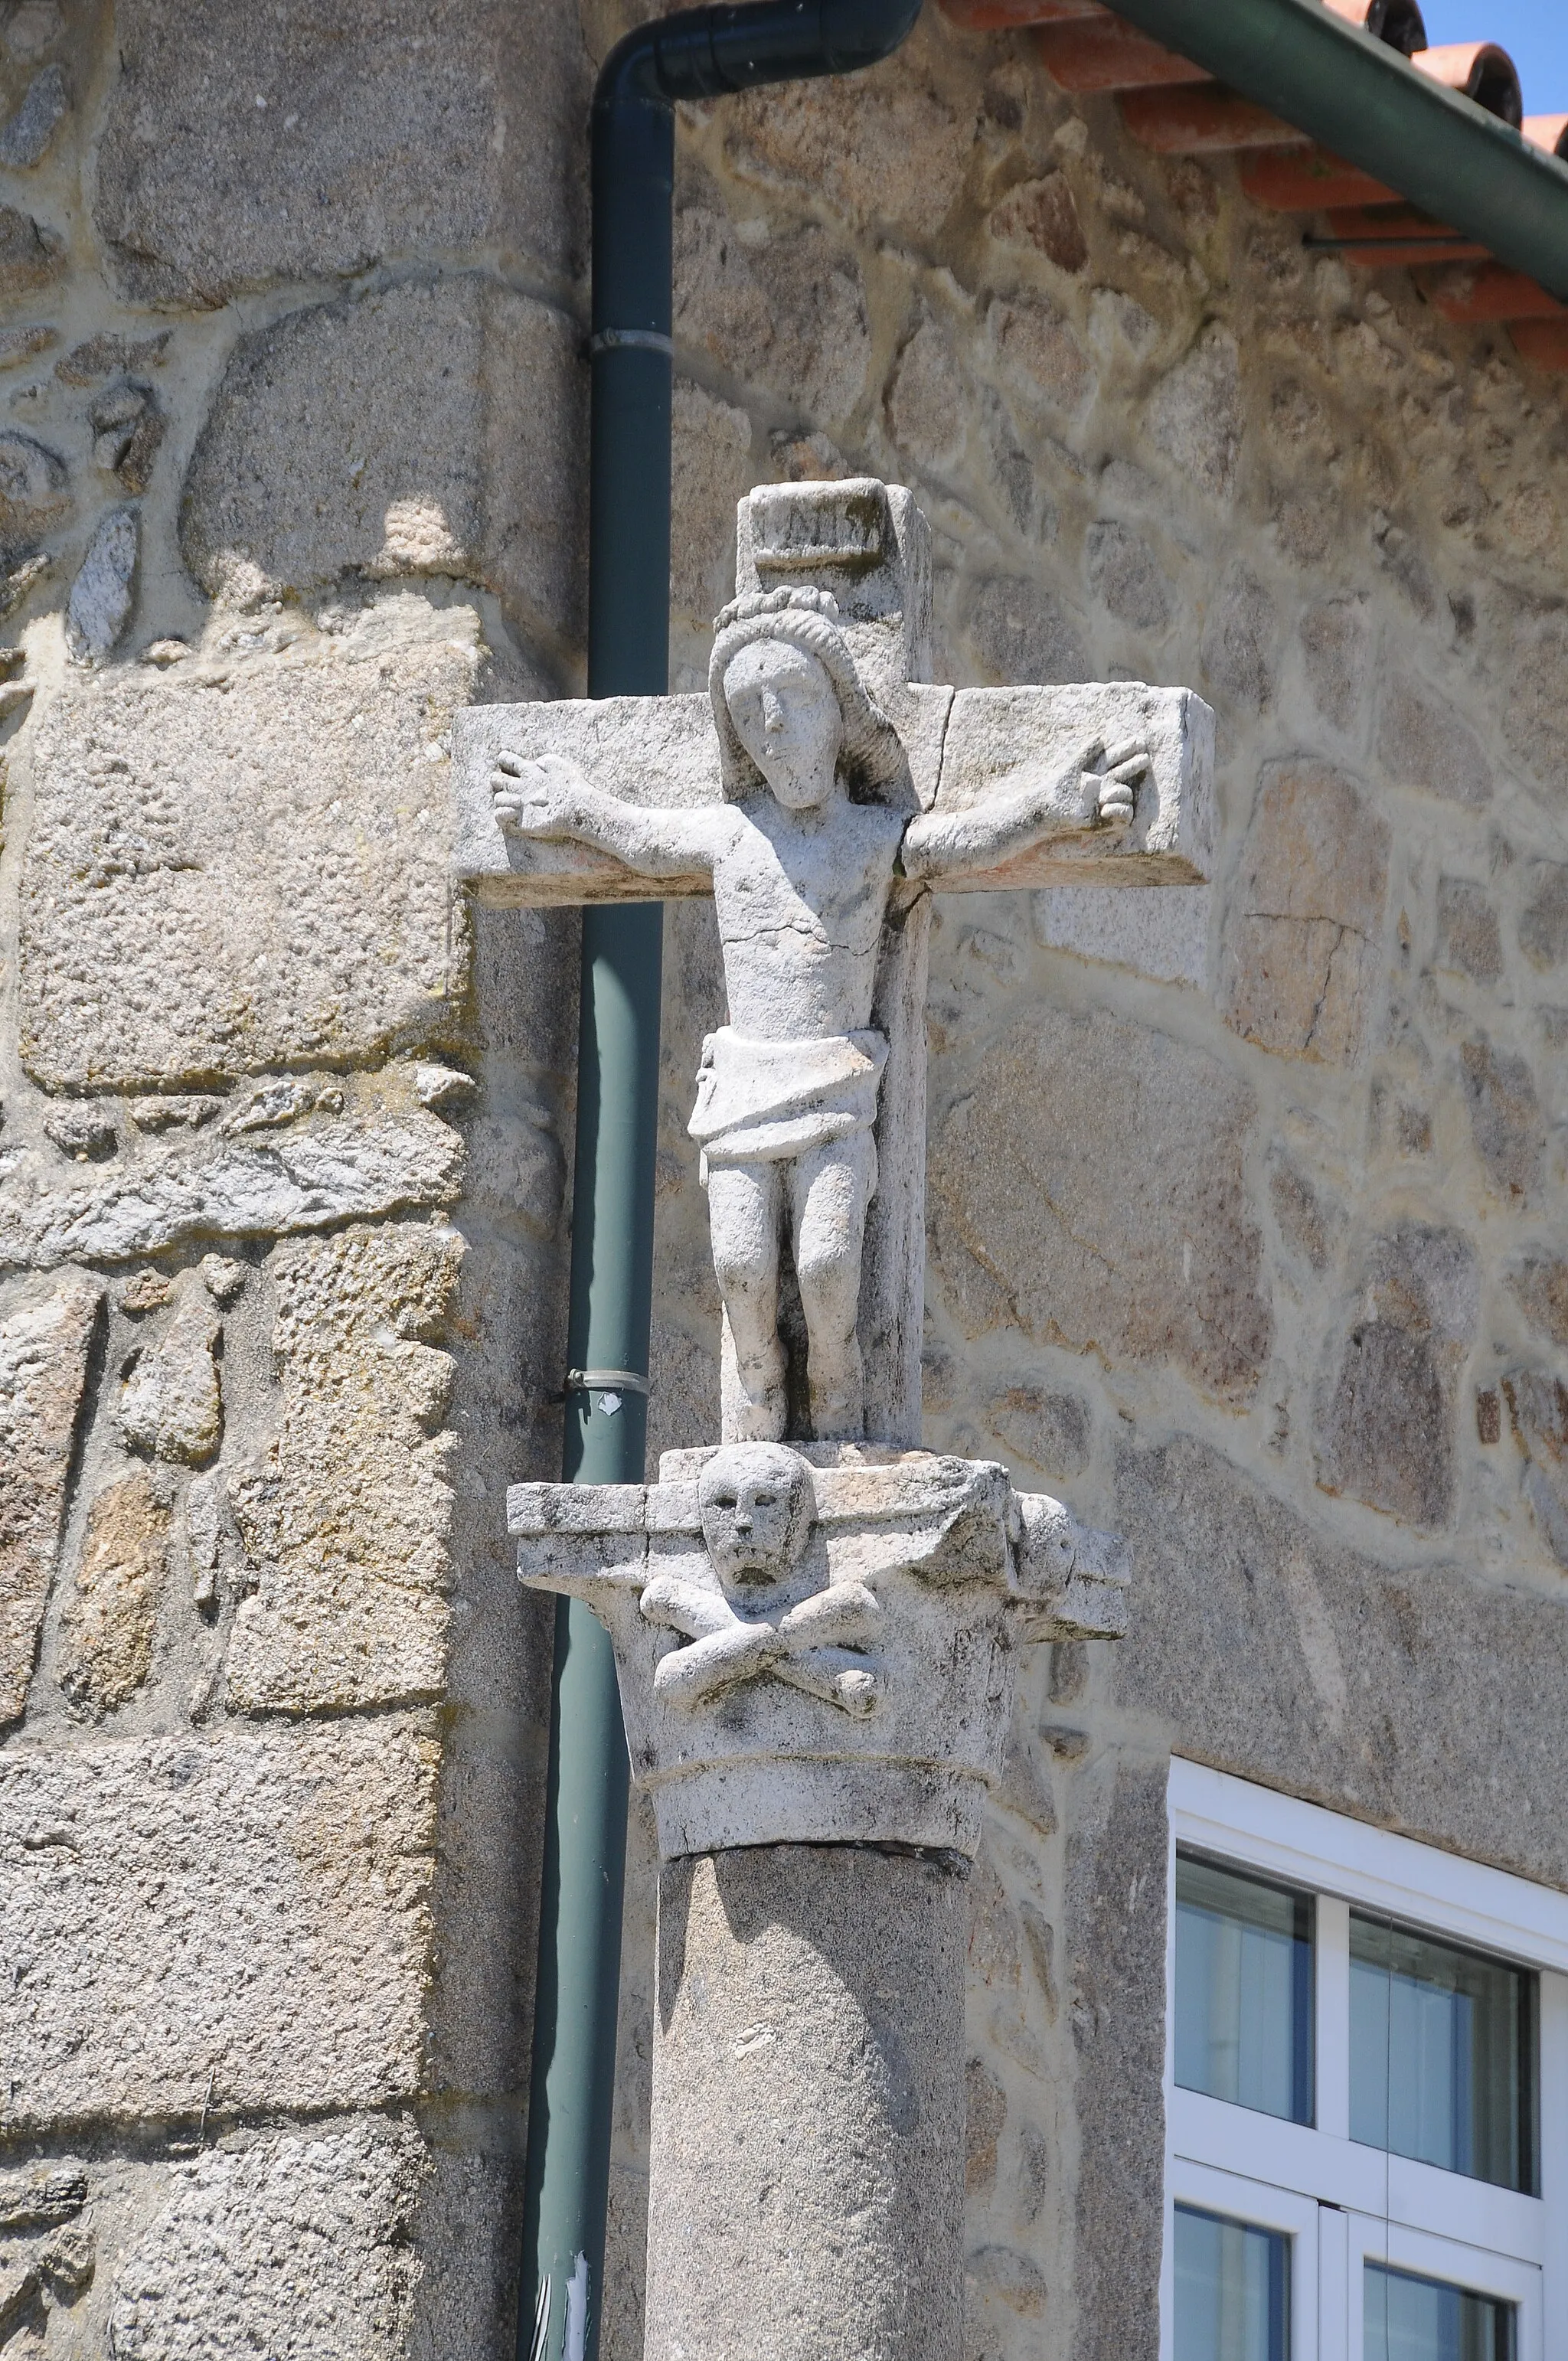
1174, 2206, 1289, 2361
1364, 2263, 1515, 2361
1349, 1916, 1537, 2192
1175, 1855, 1314, 2123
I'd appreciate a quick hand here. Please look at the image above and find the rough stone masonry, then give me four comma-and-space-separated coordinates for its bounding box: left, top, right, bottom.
1, 3, 1567, 2359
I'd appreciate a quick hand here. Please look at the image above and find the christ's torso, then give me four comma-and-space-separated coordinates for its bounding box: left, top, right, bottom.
710, 795, 907, 1041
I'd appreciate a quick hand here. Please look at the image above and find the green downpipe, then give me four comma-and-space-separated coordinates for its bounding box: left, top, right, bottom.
1108, 0, 1568, 298
518, 11, 923, 2361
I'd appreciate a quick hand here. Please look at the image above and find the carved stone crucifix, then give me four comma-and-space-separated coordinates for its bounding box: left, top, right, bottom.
454, 478, 1213, 1447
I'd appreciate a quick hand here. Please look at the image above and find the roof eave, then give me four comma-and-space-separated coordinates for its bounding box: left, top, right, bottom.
1104, 0, 1568, 300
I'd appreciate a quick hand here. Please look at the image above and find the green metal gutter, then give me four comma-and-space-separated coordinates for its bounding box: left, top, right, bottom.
1107, 0, 1568, 299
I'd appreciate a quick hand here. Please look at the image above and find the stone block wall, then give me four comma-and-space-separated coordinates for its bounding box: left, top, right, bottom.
0, 4, 593, 2353
1, 1, 1566, 2356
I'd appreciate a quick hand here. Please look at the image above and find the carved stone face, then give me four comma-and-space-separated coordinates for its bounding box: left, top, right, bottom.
698, 1442, 815, 1592
722, 639, 843, 811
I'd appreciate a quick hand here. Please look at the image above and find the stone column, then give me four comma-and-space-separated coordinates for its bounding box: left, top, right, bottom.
511, 1440, 1130, 2361
646, 1843, 967, 2361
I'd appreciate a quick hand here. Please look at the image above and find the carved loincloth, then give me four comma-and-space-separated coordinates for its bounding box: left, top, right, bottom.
689, 1025, 888, 1170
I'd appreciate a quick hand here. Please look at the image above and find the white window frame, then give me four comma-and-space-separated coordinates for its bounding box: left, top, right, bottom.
1161, 1759, 1568, 2361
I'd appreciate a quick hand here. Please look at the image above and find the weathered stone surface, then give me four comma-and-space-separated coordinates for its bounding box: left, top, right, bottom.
1065, 1762, 1168, 2361
1434, 876, 1501, 982
670, 379, 752, 622
0, 324, 56, 373
1488, 599, 1568, 804
1033, 881, 1208, 986
1299, 597, 1369, 733
0, 1270, 101, 1724
90, 378, 165, 495
65, 505, 139, 665
0, 63, 67, 168
985, 1381, 1090, 1481
1144, 326, 1240, 501
1199, 561, 1275, 710
117, 1274, 221, 1465
1116, 1433, 1568, 1886
1507, 1254, 1568, 1348
1268, 1154, 1341, 1274
1461, 1036, 1544, 1203
57, 1467, 169, 1712
109, 2121, 426, 2361
18, 609, 479, 1089
965, 2056, 1007, 2194
723, 48, 972, 245
0, 203, 61, 299
0, 1109, 464, 1269
1501, 1371, 1568, 1568
965, 575, 1089, 685
1085, 521, 1170, 631
985, 172, 1087, 273
675, 206, 872, 425
0, 1724, 437, 2128
55, 329, 170, 388
94, 0, 589, 302
1221, 759, 1390, 1063
0, 427, 67, 558
226, 1223, 460, 1713
180, 281, 583, 641
930, 1007, 1269, 1404
42, 1105, 116, 1162
1313, 1223, 1478, 1530
890, 315, 970, 475
647, 1845, 967, 2361
987, 294, 1093, 420
1518, 857, 1568, 971
1376, 673, 1493, 807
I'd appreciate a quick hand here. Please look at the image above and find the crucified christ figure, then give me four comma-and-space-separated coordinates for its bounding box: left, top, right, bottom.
493, 585, 1146, 1445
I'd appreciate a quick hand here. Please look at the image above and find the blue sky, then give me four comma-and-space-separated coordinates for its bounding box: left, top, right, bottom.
1419, 2, 1568, 113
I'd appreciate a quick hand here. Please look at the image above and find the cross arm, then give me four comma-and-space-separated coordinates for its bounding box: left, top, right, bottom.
922, 682, 1214, 893
452, 695, 724, 906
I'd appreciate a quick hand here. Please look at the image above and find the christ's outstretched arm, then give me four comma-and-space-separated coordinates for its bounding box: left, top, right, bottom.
491, 750, 725, 881
899, 736, 1148, 886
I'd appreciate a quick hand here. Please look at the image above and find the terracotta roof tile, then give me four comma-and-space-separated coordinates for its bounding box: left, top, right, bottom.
936, 0, 1568, 370
1120, 87, 1309, 154
1509, 318, 1568, 369
1409, 41, 1521, 126
1524, 115, 1568, 160
1421, 262, 1566, 322
1240, 151, 1397, 208
1322, 0, 1426, 54
1036, 16, 1207, 93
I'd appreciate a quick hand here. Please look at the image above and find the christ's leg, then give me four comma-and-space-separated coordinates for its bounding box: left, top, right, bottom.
792, 1131, 878, 1442
704, 1160, 786, 1442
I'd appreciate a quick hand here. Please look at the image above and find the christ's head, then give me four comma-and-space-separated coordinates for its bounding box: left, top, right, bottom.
721, 638, 843, 811
708, 588, 908, 809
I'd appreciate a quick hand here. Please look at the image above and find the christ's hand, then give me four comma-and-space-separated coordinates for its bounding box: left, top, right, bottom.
491, 749, 589, 838
1086, 737, 1149, 829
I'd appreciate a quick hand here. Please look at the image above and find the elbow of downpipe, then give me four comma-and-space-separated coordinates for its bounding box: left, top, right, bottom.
594, 0, 922, 116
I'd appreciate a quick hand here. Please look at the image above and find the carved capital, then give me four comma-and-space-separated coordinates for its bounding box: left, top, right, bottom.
510, 1442, 1128, 1860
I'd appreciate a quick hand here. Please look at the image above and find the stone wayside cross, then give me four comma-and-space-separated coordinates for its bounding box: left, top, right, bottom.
451, 479, 1214, 2361
453, 477, 1213, 1448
